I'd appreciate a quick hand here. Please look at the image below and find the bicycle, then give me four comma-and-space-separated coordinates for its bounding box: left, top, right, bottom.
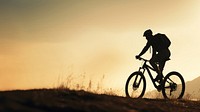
125, 57, 185, 99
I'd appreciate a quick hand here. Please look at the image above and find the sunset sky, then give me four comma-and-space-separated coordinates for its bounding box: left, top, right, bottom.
1, 0, 200, 93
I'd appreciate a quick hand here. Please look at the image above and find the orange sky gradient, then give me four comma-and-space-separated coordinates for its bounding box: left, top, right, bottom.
1, 0, 200, 93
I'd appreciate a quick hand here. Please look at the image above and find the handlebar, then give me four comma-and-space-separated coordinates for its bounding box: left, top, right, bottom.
137, 57, 149, 62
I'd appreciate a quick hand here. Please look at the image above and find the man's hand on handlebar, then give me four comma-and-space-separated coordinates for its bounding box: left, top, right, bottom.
135, 55, 141, 60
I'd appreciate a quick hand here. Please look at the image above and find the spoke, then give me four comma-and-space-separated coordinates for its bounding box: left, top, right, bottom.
166, 78, 175, 83
164, 86, 171, 89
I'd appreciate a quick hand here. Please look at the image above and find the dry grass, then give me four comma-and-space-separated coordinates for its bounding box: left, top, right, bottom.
56, 72, 121, 96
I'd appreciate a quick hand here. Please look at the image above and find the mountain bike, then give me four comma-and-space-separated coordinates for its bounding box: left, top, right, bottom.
125, 57, 185, 99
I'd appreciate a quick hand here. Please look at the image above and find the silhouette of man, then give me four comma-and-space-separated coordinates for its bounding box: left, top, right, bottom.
136, 29, 171, 83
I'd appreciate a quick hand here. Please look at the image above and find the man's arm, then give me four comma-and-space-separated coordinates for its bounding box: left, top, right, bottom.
136, 42, 150, 58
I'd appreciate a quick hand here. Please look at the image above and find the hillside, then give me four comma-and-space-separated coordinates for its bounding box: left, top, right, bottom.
185, 76, 200, 99
1, 89, 200, 112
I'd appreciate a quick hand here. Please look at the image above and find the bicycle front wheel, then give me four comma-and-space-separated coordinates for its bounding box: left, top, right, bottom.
162, 72, 185, 99
125, 72, 146, 98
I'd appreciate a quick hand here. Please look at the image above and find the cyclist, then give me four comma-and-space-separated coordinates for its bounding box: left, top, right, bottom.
136, 29, 171, 83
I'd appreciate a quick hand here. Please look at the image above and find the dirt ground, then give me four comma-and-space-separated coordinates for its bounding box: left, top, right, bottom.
0, 89, 200, 112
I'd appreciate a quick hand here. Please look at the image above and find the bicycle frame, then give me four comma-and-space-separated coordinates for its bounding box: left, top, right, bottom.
138, 58, 160, 89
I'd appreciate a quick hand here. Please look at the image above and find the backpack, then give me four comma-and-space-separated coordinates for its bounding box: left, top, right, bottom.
154, 33, 171, 50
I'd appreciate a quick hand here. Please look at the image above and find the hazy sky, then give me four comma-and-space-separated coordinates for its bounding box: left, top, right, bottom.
1, 0, 200, 92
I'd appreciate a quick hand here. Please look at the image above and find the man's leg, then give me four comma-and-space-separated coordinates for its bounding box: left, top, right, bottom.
159, 61, 165, 73
159, 60, 166, 76
150, 56, 164, 82
158, 49, 170, 76
150, 56, 160, 75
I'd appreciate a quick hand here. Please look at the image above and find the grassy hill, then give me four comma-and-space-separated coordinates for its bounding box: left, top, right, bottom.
1, 89, 200, 112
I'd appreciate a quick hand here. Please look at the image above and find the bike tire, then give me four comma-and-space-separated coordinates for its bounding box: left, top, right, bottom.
125, 72, 146, 98
162, 71, 185, 99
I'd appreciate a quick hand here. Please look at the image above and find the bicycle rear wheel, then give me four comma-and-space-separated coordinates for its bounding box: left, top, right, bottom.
162, 72, 185, 99
125, 72, 146, 98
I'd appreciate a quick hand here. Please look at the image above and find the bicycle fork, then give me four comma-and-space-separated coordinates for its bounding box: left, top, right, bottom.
133, 67, 145, 89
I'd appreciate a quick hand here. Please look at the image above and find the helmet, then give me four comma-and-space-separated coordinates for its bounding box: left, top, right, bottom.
143, 29, 152, 37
